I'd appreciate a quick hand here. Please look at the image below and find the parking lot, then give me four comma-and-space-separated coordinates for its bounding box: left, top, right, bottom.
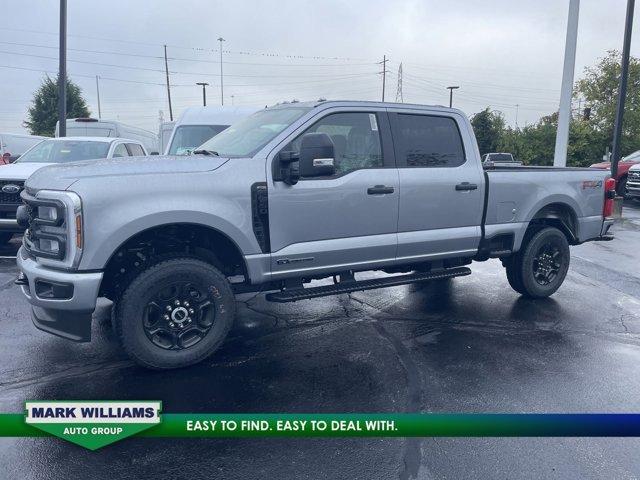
0, 202, 639, 479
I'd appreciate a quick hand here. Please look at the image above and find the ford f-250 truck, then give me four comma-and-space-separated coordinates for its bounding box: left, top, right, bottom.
15, 101, 617, 369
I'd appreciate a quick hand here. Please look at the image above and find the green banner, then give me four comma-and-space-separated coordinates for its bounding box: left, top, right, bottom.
2, 412, 640, 450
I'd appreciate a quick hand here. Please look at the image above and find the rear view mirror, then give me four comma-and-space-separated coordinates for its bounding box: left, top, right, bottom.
299, 133, 335, 178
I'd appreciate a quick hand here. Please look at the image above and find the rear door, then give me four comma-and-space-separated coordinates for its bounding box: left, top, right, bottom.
389, 110, 485, 261
268, 108, 399, 279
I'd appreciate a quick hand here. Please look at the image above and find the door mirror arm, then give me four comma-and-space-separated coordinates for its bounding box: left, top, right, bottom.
278, 150, 300, 185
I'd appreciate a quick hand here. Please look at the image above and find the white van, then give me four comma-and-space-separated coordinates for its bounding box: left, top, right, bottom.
166, 106, 260, 155
158, 121, 175, 156
56, 118, 159, 154
0, 133, 46, 164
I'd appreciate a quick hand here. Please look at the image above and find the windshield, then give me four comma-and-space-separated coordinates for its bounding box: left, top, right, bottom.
196, 107, 311, 157
17, 139, 110, 163
623, 150, 640, 161
168, 125, 229, 155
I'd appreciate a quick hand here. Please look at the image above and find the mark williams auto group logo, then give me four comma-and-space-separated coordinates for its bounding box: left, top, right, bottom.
25, 401, 161, 450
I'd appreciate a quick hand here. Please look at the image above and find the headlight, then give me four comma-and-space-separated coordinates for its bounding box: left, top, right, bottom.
22, 189, 83, 269
37, 205, 59, 223
38, 238, 61, 255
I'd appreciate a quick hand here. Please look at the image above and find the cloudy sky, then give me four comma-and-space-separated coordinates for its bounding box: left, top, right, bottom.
1, 0, 638, 134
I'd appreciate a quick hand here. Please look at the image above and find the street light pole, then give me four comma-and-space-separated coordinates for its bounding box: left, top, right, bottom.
217, 37, 225, 105
196, 82, 209, 106
95, 75, 101, 119
611, 0, 636, 180
447, 86, 459, 108
553, 0, 580, 167
58, 0, 67, 137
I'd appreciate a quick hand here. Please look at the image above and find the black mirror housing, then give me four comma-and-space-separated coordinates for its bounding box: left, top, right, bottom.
299, 133, 335, 177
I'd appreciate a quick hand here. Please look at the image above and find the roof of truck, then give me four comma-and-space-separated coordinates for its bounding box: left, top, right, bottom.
269, 100, 464, 115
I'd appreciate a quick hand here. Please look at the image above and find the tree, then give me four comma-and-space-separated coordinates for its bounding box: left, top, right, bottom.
470, 108, 505, 155
24, 75, 91, 136
575, 50, 640, 157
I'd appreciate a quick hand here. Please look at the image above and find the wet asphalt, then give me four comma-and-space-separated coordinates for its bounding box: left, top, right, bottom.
1, 202, 640, 479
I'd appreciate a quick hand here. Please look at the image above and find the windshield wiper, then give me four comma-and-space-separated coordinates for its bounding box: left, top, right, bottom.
192, 149, 220, 156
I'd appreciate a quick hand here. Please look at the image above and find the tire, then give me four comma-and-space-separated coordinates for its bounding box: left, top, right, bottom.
0, 232, 14, 244
504, 256, 525, 294
516, 227, 570, 298
617, 176, 629, 199
115, 257, 236, 369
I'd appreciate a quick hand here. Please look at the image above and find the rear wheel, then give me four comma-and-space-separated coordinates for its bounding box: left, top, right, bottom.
115, 257, 236, 369
504, 256, 525, 294
510, 227, 570, 298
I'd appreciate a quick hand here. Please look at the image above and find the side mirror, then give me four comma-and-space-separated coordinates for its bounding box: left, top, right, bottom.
299, 133, 335, 177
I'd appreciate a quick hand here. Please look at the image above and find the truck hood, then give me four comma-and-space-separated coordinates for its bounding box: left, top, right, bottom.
25, 155, 230, 191
0, 162, 54, 181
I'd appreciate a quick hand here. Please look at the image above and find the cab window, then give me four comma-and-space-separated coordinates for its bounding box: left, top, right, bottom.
285, 112, 383, 177
112, 144, 129, 158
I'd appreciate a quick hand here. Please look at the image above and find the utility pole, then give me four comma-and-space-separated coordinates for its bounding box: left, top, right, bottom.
611, 0, 635, 180
553, 0, 580, 167
95, 75, 101, 119
58, 0, 67, 137
378, 55, 388, 102
515, 104, 519, 127
196, 82, 209, 106
163, 45, 173, 121
218, 37, 225, 105
447, 86, 460, 108
395, 63, 404, 103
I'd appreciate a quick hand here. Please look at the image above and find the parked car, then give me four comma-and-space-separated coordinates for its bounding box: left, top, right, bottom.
158, 121, 175, 156
0, 137, 147, 245
0, 133, 46, 164
56, 118, 159, 154
166, 106, 260, 155
590, 150, 640, 198
626, 163, 640, 200
17, 100, 616, 369
482, 152, 522, 167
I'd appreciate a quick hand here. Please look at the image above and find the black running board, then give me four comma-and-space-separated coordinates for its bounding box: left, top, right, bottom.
266, 267, 472, 303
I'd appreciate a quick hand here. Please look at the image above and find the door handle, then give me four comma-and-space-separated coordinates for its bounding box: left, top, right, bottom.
455, 182, 478, 191
367, 185, 395, 195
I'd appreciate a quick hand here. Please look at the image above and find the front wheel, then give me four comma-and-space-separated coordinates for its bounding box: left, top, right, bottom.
115, 257, 236, 369
507, 227, 570, 298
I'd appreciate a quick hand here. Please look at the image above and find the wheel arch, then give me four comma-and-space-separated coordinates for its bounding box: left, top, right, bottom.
99, 222, 249, 300
527, 202, 579, 244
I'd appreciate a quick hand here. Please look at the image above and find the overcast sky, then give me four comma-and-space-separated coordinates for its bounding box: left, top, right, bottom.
1, 0, 638, 134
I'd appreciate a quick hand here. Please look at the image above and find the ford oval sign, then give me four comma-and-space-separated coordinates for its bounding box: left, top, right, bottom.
1, 184, 20, 194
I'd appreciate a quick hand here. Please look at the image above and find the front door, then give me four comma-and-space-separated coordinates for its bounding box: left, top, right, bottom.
389, 110, 485, 262
268, 109, 399, 279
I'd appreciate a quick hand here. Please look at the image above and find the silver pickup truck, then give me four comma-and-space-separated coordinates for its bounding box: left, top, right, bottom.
16, 101, 616, 369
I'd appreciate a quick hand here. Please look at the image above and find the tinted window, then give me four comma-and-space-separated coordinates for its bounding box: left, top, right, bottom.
286, 112, 383, 176
16, 140, 110, 163
112, 144, 129, 158
395, 114, 465, 167
127, 143, 145, 156
168, 125, 229, 155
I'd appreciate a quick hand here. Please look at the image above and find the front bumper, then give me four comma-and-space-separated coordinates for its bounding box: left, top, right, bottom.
16, 247, 103, 342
